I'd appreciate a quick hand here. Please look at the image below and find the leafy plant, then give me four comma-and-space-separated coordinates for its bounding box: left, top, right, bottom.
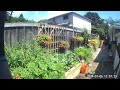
36, 34, 52, 45
5, 39, 80, 79
88, 39, 99, 51
72, 36, 84, 43
59, 41, 70, 49
82, 28, 90, 45
74, 47, 93, 64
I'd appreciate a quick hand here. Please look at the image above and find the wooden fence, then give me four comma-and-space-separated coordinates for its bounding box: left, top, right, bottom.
4, 23, 81, 53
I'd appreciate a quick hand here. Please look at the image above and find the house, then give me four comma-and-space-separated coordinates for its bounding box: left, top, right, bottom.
109, 24, 120, 78
114, 33, 120, 79
108, 24, 120, 44
47, 12, 92, 34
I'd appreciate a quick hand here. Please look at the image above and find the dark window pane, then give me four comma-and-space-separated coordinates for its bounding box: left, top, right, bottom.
63, 15, 68, 20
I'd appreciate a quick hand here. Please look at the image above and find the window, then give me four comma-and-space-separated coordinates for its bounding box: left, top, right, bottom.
53, 18, 55, 22
63, 15, 68, 20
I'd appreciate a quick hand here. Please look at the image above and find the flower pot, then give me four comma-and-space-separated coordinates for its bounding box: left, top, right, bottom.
80, 64, 88, 75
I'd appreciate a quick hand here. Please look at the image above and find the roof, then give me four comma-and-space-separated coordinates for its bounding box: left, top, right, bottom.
115, 32, 120, 38
47, 12, 92, 22
110, 24, 120, 30
5, 23, 38, 27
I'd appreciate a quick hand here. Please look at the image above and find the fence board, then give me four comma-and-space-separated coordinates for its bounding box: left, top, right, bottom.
4, 23, 81, 53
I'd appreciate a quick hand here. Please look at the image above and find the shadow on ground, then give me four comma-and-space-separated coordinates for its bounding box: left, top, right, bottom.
92, 45, 114, 79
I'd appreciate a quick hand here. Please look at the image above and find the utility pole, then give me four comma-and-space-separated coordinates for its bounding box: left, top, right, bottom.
0, 11, 12, 79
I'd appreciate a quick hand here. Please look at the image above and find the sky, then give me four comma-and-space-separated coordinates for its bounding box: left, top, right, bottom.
12, 11, 120, 22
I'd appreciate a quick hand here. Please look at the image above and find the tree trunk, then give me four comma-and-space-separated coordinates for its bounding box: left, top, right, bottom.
0, 11, 12, 79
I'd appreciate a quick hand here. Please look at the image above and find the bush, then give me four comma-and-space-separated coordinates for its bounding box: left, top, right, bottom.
74, 47, 93, 63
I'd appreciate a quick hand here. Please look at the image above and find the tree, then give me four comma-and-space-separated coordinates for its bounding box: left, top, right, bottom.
5, 12, 36, 23
38, 19, 48, 23
84, 12, 110, 37
18, 13, 26, 22
84, 12, 102, 27
106, 17, 120, 26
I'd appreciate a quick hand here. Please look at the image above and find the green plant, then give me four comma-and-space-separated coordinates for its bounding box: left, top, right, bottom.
5, 38, 80, 79
5, 40, 67, 79
88, 39, 99, 50
72, 36, 84, 42
74, 47, 93, 64
56, 51, 80, 70
59, 41, 70, 49
82, 28, 90, 45
36, 34, 52, 45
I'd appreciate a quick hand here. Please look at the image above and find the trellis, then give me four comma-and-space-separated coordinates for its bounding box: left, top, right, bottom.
37, 23, 81, 53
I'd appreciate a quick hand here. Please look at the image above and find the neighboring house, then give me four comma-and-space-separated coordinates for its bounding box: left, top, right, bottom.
109, 24, 120, 78
47, 12, 92, 34
109, 24, 120, 44
114, 33, 120, 79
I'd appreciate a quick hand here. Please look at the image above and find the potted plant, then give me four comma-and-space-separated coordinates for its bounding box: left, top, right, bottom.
36, 34, 52, 47
71, 36, 84, 47
79, 52, 85, 61
89, 39, 98, 51
59, 41, 70, 53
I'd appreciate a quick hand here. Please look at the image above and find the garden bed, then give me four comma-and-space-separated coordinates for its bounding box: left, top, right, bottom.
65, 48, 101, 79
65, 63, 82, 79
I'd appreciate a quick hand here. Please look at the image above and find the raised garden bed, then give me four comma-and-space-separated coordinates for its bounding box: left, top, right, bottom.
65, 48, 101, 79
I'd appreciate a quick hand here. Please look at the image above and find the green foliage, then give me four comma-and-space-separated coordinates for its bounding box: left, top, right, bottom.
59, 41, 70, 49
5, 40, 79, 79
84, 12, 109, 37
18, 14, 26, 22
82, 28, 90, 45
106, 17, 120, 26
84, 12, 102, 26
56, 51, 80, 70
6, 12, 36, 23
89, 39, 99, 50
36, 34, 52, 44
74, 47, 93, 63
38, 19, 48, 23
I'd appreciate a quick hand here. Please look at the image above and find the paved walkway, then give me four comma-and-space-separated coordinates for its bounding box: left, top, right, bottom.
92, 45, 114, 79
76, 45, 114, 79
